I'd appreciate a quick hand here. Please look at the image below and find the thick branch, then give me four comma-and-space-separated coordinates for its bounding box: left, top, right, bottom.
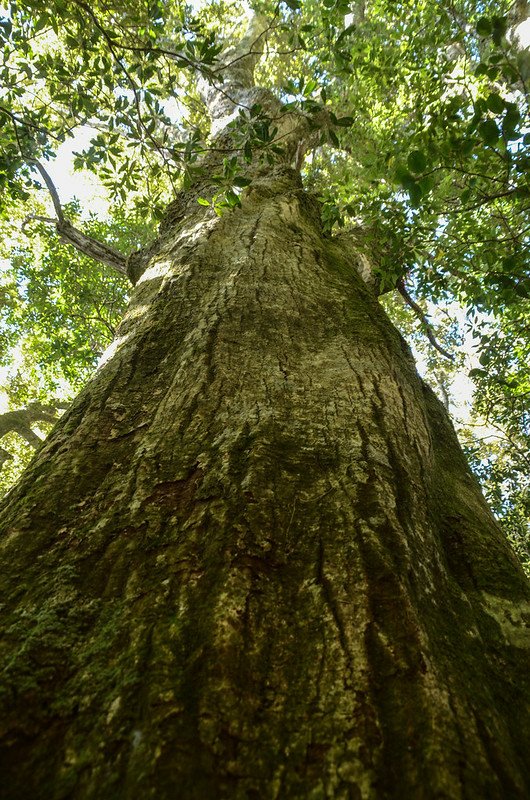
0, 401, 69, 471
26, 160, 129, 276
0, 447, 13, 470
54, 219, 128, 275
199, 14, 271, 132
217, 14, 271, 88
195, 13, 321, 172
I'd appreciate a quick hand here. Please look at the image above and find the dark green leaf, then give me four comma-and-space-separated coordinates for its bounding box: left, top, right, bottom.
476, 18, 492, 36
486, 93, 505, 114
408, 182, 423, 206
225, 188, 240, 207
478, 119, 499, 146
502, 106, 521, 139
407, 150, 427, 174
335, 116, 354, 127
514, 281, 530, 298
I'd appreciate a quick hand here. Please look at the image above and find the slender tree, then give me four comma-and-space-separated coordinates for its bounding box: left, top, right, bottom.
1, 3, 529, 798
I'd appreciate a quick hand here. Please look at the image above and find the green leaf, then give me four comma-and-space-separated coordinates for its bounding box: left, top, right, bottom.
407, 150, 427, 174
197, 197, 210, 206
225, 188, 240, 207
408, 182, 423, 206
492, 15, 508, 45
486, 93, 505, 114
335, 116, 354, 127
514, 281, 530, 298
232, 176, 252, 187
476, 18, 492, 36
478, 119, 499, 146
419, 175, 434, 196
502, 106, 521, 139
336, 24, 357, 46
34, 15, 49, 33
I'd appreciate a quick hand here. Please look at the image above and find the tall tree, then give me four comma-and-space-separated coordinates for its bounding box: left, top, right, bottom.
0, 1, 529, 796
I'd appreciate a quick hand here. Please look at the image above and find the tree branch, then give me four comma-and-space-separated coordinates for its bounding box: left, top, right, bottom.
218, 14, 272, 88
27, 158, 64, 221
0, 400, 70, 472
397, 279, 454, 361
0, 446, 13, 470
25, 160, 129, 276
199, 14, 273, 130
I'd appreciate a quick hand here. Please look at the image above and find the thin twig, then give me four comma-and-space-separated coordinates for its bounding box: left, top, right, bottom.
21, 213, 56, 232
0, 105, 62, 141
70, 0, 197, 68
443, 188, 519, 215
397, 279, 454, 361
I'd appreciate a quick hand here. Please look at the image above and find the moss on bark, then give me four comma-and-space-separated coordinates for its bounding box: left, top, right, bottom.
0, 171, 529, 799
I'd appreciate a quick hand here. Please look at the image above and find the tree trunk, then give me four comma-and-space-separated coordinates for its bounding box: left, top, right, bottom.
0, 166, 529, 799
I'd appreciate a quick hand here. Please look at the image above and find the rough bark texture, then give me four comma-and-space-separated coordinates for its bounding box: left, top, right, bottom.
2, 13, 530, 799
0, 166, 529, 800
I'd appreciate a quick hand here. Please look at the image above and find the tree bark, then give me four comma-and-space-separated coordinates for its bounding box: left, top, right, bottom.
0, 165, 529, 799
2, 12, 530, 799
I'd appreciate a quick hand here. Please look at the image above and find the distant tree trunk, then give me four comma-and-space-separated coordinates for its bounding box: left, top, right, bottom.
0, 162, 529, 799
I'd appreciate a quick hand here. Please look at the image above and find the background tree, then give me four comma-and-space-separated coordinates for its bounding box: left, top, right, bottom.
0, 0, 529, 796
